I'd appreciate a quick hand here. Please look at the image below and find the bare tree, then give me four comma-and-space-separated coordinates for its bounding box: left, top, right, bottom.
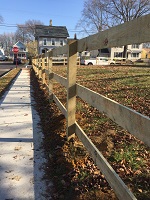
108, 0, 150, 56
15, 27, 27, 43
76, 0, 109, 36
77, 0, 150, 33
15, 19, 44, 43
77, 0, 150, 56
106, 0, 150, 23
0, 32, 16, 55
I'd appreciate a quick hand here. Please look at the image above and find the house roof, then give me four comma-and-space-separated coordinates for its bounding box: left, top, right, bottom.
13, 41, 26, 49
142, 48, 150, 53
12, 41, 27, 53
34, 25, 69, 39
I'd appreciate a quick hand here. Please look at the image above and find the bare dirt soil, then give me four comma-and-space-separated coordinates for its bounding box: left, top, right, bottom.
30, 66, 150, 200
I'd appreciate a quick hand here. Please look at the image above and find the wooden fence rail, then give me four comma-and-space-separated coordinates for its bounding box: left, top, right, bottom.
32, 14, 150, 200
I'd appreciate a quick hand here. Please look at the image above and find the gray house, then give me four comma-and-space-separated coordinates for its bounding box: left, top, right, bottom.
34, 20, 69, 55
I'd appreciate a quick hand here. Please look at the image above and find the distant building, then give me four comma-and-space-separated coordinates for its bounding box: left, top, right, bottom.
143, 42, 150, 48
34, 20, 69, 55
84, 44, 143, 61
110, 44, 143, 61
10, 41, 28, 62
141, 48, 150, 59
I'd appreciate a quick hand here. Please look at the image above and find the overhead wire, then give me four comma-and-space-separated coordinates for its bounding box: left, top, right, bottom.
0, 23, 96, 34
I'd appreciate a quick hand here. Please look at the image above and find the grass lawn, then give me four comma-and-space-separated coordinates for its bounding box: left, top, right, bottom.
1, 66, 149, 199
31, 65, 150, 200
0, 68, 21, 97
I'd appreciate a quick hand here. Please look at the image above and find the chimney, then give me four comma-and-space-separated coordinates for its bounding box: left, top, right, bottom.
50, 19, 52, 26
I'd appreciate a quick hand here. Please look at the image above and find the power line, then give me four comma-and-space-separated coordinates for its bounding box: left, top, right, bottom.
0, 24, 17, 28
0, 23, 96, 35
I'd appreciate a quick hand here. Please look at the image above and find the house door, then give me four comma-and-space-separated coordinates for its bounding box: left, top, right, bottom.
42, 48, 48, 54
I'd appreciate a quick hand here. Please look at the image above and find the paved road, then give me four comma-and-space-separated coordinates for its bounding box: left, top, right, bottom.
0, 61, 23, 76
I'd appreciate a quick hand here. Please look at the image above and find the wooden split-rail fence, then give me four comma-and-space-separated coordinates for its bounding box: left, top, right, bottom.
32, 14, 150, 200
52, 57, 80, 65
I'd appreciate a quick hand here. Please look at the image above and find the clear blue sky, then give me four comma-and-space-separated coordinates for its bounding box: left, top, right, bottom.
0, 0, 85, 38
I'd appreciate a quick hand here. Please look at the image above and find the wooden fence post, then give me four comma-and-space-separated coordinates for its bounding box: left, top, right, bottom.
36, 57, 39, 78
34, 58, 37, 74
48, 52, 53, 102
67, 39, 78, 140
42, 55, 46, 85
64, 58, 65, 66
35, 58, 38, 74
32, 58, 34, 70
39, 56, 42, 80
37, 56, 39, 78
32, 58, 35, 72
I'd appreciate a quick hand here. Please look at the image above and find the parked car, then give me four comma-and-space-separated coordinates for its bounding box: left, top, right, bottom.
13, 58, 21, 65
0, 55, 6, 61
81, 57, 109, 65
4, 56, 9, 61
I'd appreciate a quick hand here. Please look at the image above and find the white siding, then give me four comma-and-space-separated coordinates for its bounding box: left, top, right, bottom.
38, 37, 67, 54
39, 38, 67, 47
111, 44, 143, 61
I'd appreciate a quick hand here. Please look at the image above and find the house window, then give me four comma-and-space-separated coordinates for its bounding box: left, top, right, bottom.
42, 49, 46, 53
84, 51, 88, 56
60, 40, 63, 46
51, 39, 55, 45
132, 44, 139, 49
114, 52, 123, 57
131, 53, 139, 58
43, 39, 47, 46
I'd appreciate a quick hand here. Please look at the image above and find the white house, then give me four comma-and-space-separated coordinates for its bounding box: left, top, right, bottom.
110, 44, 143, 61
83, 44, 143, 61
34, 20, 69, 55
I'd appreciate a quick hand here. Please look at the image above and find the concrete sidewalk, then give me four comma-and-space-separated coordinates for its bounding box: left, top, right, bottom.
0, 69, 52, 200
